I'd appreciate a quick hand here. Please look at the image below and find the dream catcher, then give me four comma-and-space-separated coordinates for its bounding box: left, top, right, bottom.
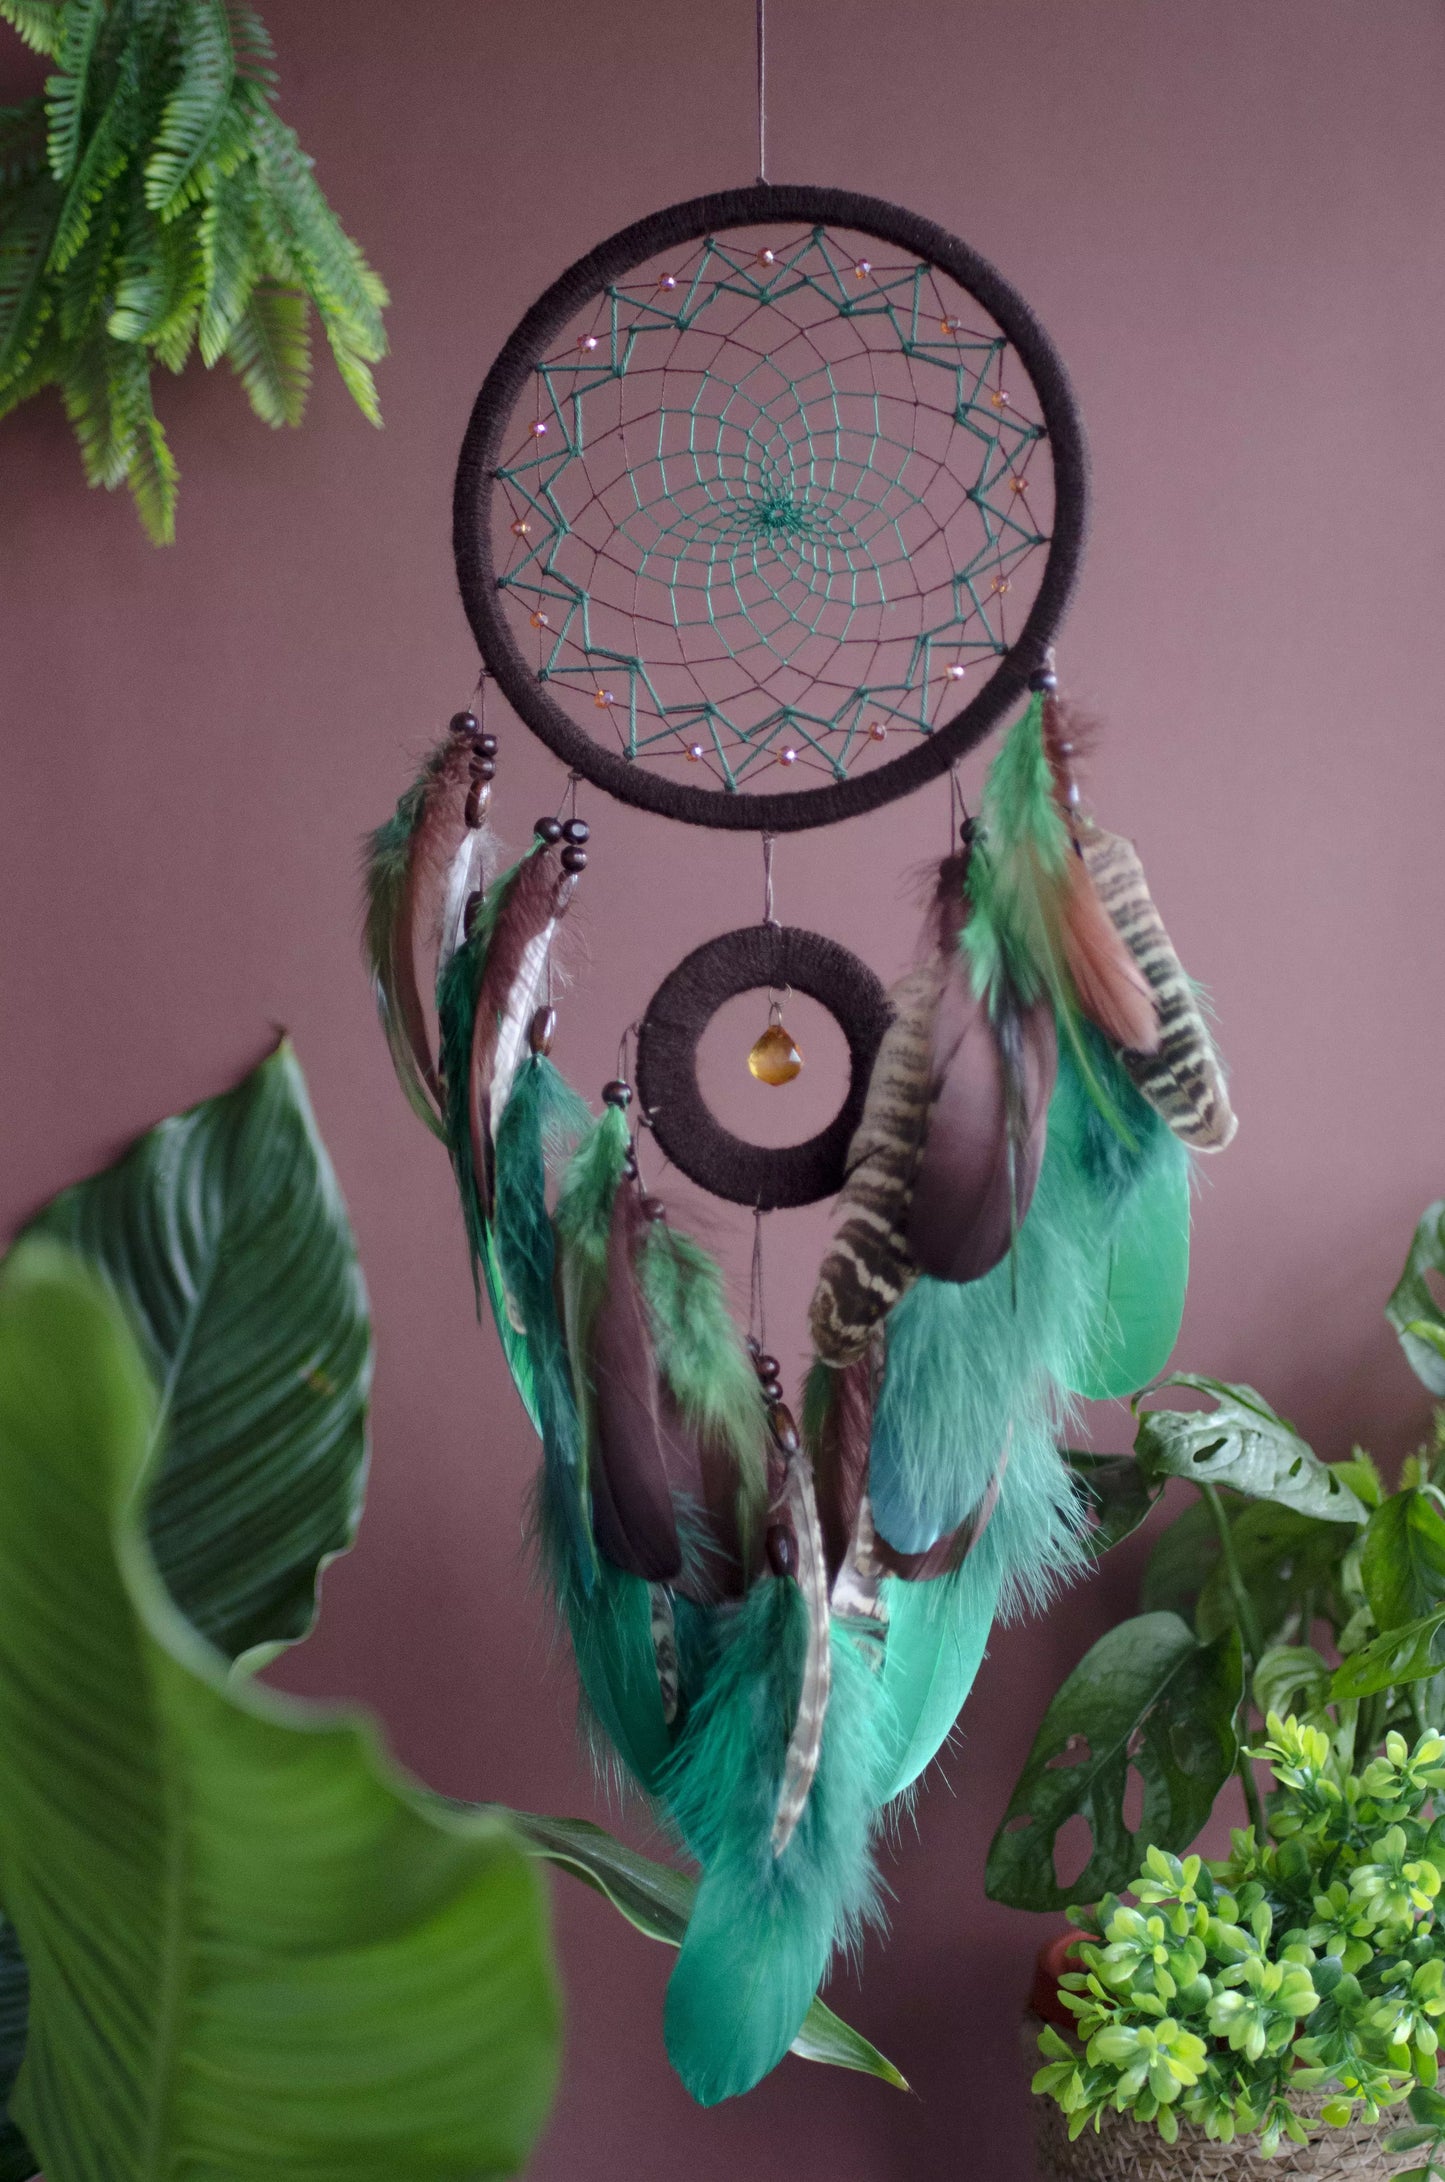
365, 178, 1236, 2105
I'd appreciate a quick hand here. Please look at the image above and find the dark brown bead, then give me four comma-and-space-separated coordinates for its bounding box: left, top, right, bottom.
476, 732, 499, 758
464, 783, 490, 828
462, 888, 485, 938
528, 1006, 556, 1056
471, 755, 497, 782
766, 1523, 798, 1579
768, 1402, 800, 1456
622, 1152, 639, 1179
561, 818, 590, 846
760, 1378, 783, 1405
535, 817, 564, 844
602, 1080, 633, 1109
639, 1195, 667, 1223
1029, 669, 1059, 693
752, 1352, 780, 1382
560, 845, 588, 874
449, 710, 479, 736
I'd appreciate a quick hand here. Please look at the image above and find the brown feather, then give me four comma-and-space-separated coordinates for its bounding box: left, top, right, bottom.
466, 848, 573, 1217
586, 1181, 685, 1582
395, 738, 478, 1103
811, 1353, 874, 1586
872, 1449, 1009, 1580
1041, 694, 1162, 1056
905, 977, 1057, 1283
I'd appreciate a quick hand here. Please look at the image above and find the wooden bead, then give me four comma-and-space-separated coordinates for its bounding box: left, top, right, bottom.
640, 1196, 667, 1223
602, 1080, 632, 1109
535, 817, 563, 843
476, 732, 499, 758
767, 1402, 799, 1456
559, 845, 588, 874
464, 783, 491, 828
752, 1352, 780, 1382
449, 711, 479, 737
528, 1006, 556, 1056
561, 818, 590, 845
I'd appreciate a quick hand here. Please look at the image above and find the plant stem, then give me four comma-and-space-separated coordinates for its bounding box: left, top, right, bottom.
1200, 1485, 1269, 1841
1201, 1485, 1265, 1665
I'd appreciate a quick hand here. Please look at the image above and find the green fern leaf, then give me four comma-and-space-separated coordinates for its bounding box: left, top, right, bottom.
48, 54, 141, 274
0, 308, 61, 415
197, 161, 256, 360
225, 278, 308, 425
0, 98, 49, 191
324, 324, 380, 426
144, 0, 235, 216
54, 175, 122, 339
125, 384, 178, 540
0, 0, 65, 60
250, 109, 385, 352
43, 0, 106, 181
223, 0, 274, 82
148, 206, 205, 368
0, 176, 59, 383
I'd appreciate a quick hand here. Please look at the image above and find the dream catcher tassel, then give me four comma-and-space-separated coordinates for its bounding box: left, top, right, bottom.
362, 712, 500, 1137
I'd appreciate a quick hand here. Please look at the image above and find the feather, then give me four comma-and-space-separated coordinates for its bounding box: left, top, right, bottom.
493, 1054, 596, 1591
1042, 694, 1162, 1054
438, 821, 493, 982
467, 846, 574, 1220
905, 974, 1057, 1283
661, 1580, 888, 2105
585, 1177, 686, 1582
1069, 1127, 1192, 1399
1076, 820, 1237, 1150
875, 1553, 1004, 1801
964, 699, 1158, 1128
772, 1451, 832, 1855
868, 1035, 1165, 1561
362, 735, 489, 1137
806, 1353, 872, 1586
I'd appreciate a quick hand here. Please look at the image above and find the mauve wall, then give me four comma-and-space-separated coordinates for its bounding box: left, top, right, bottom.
5, 2, 1445, 2173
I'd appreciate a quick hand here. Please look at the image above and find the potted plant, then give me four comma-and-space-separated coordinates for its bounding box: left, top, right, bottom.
988, 1201, 1445, 2179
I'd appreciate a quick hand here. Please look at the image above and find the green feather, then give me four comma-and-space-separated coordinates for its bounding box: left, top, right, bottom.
639, 1224, 770, 1555
1069, 1124, 1191, 1399
964, 695, 1129, 1131
661, 1583, 888, 2105
869, 1033, 1169, 1572
876, 1555, 1003, 1801
493, 1056, 596, 1591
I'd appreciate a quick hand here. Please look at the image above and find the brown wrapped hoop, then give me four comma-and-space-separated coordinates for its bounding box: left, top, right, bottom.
454, 181, 1088, 834
635, 925, 892, 1209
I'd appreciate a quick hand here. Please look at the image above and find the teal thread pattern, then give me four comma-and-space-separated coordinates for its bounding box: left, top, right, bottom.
495, 226, 1051, 792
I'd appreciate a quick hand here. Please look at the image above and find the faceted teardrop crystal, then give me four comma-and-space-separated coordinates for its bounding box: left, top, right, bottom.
748, 1023, 802, 1086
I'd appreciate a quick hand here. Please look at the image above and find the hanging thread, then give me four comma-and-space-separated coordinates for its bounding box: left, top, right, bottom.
762, 832, 778, 926
755, 0, 767, 185
749, 1204, 768, 1351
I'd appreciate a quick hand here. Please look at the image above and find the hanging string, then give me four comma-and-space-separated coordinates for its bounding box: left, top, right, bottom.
749, 1205, 768, 1351
948, 761, 970, 845
756, 0, 767, 184
761, 832, 778, 926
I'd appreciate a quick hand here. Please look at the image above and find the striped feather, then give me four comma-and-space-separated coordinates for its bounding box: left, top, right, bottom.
1077, 823, 1237, 1151
771, 1450, 832, 1857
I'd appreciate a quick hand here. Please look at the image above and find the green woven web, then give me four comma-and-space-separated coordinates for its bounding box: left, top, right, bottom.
494, 225, 1052, 792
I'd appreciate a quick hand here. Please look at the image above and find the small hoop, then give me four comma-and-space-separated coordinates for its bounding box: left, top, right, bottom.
635, 924, 892, 1209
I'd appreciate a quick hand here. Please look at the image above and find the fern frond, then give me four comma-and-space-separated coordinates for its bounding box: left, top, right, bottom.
143, 0, 235, 216
223, 0, 273, 83
250, 109, 385, 352
60, 330, 149, 485
225, 278, 307, 425
0, 176, 60, 382
148, 207, 205, 367
48, 54, 140, 273
0, 0, 66, 60
323, 322, 380, 425
0, 98, 49, 191
125, 380, 178, 540
196, 160, 255, 359
44, 0, 107, 181
0, 308, 62, 415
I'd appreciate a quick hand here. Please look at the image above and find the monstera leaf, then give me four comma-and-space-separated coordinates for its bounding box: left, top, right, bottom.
1135, 1378, 1366, 1525
0, 1244, 561, 2180
985, 1611, 1242, 1912
1386, 1202, 1445, 1398
1361, 1490, 1445, 1635
22, 1039, 371, 1661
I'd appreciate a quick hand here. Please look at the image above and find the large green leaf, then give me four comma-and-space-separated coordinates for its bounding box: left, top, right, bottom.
1135, 1377, 1366, 1525
23, 1038, 371, 1663
498, 1812, 908, 2090
1331, 1606, 1445, 1703
1387, 1202, 1445, 1397
1362, 1490, 1445, 1635
1140, 1492, 1233, 1620
984, 1611, 1242, 1912
1194, 1501, 1353, 1647
0, 1243, 560, 2180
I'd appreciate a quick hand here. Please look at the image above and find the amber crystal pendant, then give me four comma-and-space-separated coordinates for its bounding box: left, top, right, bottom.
748, 1001, 802, 1086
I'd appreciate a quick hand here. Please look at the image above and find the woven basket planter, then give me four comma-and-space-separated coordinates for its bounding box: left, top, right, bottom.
1023, 2019, 1401, 2182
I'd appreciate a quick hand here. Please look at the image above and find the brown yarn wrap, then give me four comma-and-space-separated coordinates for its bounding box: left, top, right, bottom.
1022, 2018, 1403, 2182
